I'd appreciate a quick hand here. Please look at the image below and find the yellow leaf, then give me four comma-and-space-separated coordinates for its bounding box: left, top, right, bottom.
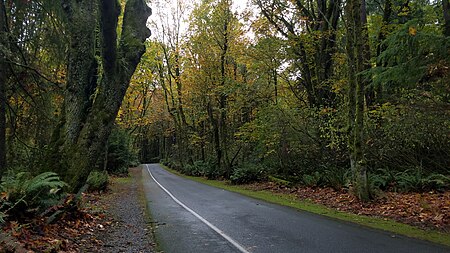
409, 26, 417, 36
0, 191, 8, 200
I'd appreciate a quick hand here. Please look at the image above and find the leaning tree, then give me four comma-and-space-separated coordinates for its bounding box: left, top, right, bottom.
48, 0, 151, 191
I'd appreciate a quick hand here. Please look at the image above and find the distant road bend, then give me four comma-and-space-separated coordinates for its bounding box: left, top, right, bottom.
142, 164, 449, 253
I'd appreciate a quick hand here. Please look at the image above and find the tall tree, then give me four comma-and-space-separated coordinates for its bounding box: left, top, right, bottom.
51, 0, 151, 191
0, 0, 7, 172
186, 0, 242, 173
346, 0, 370, 201
255, 0, 342, 107
152, 0, 190, 164
216, 0, 232, 174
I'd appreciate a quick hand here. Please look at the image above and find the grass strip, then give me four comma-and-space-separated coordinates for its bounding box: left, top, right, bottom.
161, 165, 450, 247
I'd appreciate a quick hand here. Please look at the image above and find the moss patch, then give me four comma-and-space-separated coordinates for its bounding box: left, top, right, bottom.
161, 165, 450, 247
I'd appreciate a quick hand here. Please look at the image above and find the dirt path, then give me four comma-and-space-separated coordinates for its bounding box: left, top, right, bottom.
82, 168, 155, 253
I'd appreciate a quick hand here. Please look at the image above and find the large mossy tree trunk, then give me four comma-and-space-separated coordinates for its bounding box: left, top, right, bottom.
62, 0, 98, 145
53, 0, 151, 191
346, 0, 370, 201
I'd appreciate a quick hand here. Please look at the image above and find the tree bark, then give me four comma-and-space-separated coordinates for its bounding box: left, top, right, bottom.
175, 53, 187, 127
219, 0, 230, 174
376, 0, 392, 60
346, 0, 370, 201
62, 0, 98, 145
346, 0, 357, 193
361, 0, 374, 106
207, 99, 222, 170
0, 65, 6, 172
61, 0, 151, 191
0, 0, 8, 172
444, 0, 450, 36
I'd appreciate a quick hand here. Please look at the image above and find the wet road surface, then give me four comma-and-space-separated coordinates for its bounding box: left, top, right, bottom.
142, 164, 449, 253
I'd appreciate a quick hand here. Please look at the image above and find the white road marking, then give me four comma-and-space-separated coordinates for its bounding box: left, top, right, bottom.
145, 164, 250, 253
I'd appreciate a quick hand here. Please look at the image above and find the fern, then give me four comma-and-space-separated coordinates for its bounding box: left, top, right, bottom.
323, 167, 351, 190
395, 169, 423, 192
370, 168, 396, 191
302, 172, 323, 187
0, 172, 67, 219
393, 168, 450, 192
0, 211, 6, 224
86, 171, 108, 191
423, 173, 450, 191
24, 172, 67, 194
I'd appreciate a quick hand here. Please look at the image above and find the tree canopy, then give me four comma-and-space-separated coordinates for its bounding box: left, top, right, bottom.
0, 0, 449, 201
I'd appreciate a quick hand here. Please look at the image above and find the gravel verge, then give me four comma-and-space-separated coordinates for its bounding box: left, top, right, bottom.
83, 167, 155, 253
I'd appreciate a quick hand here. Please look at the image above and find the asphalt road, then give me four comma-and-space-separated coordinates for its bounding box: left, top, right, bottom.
142, 164, 449, 253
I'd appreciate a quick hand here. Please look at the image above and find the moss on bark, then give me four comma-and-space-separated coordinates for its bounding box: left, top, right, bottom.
56, 0, 151, 192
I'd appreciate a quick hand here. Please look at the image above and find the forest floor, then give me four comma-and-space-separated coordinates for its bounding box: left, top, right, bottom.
246, 181, 450, 232
0, 168, 155, 253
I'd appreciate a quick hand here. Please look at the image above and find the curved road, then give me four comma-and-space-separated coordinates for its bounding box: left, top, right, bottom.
142, 164, 449, 253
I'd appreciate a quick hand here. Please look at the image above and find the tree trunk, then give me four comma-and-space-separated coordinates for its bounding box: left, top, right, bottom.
59, 0, 151, 191
0, 0, 8, 172
346, 0, 357, 197
0, 66, 6, 172
356, 0, 370, 200
174, 52, 188, 165
314, 0, 341, 107
219, 0, 231, 175
376, 0, 392, 57
175, 53, 187, 127
361, 0, 374, 106
207, 99, 222, 170
62, 0, 98, 145
444, 0, 450, 36
346, 0, 370, 201
273, 68, 278, 104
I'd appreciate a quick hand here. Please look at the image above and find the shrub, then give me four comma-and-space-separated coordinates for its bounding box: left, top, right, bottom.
231, 163, 267, 184
365, 102, 450, 176
86, 171, 109, 192
203, 162, 224, 179
181, 160, 222, 179
322, 167, 351, 190
423, 173, 450, 191
181, 163, 199, 176
268, 176, 294, 188
0, 172, 67, 219
159, 158, 179, 171
160, 158, 170, 166
369, 168, 396, 191
368, 168, 450, 193
105, 127, 138, 174
301, 171, 323, 187
395, 169, 450, 192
